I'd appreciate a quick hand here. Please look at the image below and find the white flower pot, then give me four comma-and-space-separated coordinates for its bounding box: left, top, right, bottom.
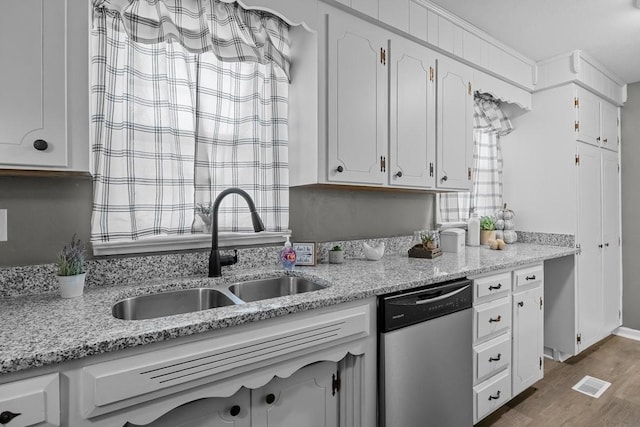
57, 273, 86, 298
329, 250, 344, 264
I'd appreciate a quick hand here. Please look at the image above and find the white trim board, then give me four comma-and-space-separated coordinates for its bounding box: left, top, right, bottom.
614, 327, 640, 342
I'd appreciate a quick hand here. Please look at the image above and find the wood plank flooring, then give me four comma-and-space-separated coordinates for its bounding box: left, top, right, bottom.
477, 336, 640, 426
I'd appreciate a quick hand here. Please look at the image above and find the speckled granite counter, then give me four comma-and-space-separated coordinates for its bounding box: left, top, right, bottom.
0, 243, 576, 375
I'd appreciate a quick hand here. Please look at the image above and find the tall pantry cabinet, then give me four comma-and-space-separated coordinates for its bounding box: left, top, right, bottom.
502, 83, 622, 359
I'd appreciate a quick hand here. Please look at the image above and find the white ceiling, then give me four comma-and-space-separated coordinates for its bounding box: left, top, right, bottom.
427, 0, 640, 84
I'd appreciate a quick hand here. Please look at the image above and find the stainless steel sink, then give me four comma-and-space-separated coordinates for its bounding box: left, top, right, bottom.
112, 288, 237, 320
228, 276, 326, 302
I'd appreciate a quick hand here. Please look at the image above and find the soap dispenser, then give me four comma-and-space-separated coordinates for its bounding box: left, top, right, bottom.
279, 236, 297, 271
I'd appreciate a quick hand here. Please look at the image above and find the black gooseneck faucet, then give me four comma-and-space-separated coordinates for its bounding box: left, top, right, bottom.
208, 188, 265, 277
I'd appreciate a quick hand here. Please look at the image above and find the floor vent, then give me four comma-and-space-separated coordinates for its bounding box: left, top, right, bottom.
572, 375, 611, 398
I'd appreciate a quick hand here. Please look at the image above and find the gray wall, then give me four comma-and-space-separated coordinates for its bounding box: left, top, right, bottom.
0, 177, 434, 266
622, 82, 640, 329
0, 176, 92, 266
290, 186, 435, 242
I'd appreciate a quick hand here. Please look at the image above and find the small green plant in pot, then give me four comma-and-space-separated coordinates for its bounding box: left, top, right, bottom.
329, 244, 344, 264
479, 216, 497, 246
421, 231, 439, 250
56, 234, 87, 298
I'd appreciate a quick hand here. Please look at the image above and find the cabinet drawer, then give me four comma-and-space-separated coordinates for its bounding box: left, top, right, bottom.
474, 298, 511, 343
514, 264, 543, 289
474, 370, 511, 423
0, 373, 59, 427
474, 272, 511, 301
474, 334, 511, 383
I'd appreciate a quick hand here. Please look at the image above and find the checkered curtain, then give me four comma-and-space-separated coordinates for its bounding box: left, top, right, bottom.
439, 95, 513, 222
91, 0, 289, 242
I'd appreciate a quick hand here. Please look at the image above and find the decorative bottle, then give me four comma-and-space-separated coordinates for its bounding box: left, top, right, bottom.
467, 210, 480, 246
279, 236, 297, 271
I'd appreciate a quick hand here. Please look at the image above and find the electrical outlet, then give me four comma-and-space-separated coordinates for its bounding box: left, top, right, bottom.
0, 209, 7, 242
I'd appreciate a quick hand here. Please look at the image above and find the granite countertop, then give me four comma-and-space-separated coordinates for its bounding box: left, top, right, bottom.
0, 243, 576, 375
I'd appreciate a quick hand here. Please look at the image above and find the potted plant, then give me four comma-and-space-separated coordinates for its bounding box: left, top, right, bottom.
480, 216, 497, 245
195, 202, 213, 233
56, 235, 86, 298
329, 245, 344, 264
408, 231, 441, 258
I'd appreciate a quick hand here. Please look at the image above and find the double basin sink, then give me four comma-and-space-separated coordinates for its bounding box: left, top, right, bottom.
112, 276, 326, 321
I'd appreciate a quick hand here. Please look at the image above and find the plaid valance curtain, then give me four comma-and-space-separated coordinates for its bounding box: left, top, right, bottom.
93, 0, 291, 78
91, 0, 289, 242
439, 95, 513, 222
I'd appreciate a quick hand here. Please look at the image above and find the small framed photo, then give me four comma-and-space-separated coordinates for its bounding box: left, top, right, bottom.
293, 242, 317, 266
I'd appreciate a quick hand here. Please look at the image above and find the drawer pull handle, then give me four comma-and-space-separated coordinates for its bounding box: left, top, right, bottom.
526, 275, 536, 280
489, 353, 502, 362
488, 390, 501, 401
518, 301, 524, 307
489, 315, 502, 323
488, 283, 502, 290
0, 411, 21, 425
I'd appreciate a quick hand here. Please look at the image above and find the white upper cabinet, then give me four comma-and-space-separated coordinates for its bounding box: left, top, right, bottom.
600, 101, 619, 152
326, 9, 388, 185
575, 87, 620, 152
1, 0, 67, 168
0, 0, 89, 171
436, 56, 473, 190
389, 37, 436, 188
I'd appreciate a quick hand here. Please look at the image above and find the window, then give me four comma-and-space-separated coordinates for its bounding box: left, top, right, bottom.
90, 0, 291, 254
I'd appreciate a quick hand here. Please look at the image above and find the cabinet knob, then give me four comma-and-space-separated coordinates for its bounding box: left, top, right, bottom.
598, 244, 604, 248
605, 242, 610, 247
336, 165, 344, 173
229, 405, 241, 417
440, 175, 448, 183
33, 139, 48, 151
603, 138, 608, 144
395, 171, 403, 178
518, 301, 524, 307
266, 393, 276, 404
0, 411, 21, 424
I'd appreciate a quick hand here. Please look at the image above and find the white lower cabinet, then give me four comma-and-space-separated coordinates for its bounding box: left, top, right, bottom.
137, 361, 338, 427
471, 263, 544, 424
0, 373, 60, 427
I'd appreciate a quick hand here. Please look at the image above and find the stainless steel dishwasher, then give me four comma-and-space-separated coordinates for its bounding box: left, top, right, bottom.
378, 278, 473, 427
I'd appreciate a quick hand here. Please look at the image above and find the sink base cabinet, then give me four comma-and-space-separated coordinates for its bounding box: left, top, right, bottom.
8, 299, 376, 427
131, 361, 339, 427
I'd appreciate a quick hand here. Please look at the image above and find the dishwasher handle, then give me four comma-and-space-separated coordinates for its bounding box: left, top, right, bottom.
414, 285, 471, 304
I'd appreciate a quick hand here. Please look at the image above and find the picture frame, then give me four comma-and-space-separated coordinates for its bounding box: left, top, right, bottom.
293, 242, 317, 266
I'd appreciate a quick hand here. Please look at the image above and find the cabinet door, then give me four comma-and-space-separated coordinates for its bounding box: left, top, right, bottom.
600, 101, 619, 152
137, 387, 251, 427
512, 286, 543, 396
389, 37, 436, 188
0, 0, 68, 168
252, 361, 338, 427
576, 142, 603, 351
575, 88, 600, 147
436, 57, 473, 190
602, 149, 621, 333
327, 10, 388, 185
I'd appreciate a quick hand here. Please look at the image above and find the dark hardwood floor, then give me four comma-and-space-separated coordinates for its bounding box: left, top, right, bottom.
477, 335, 640, 426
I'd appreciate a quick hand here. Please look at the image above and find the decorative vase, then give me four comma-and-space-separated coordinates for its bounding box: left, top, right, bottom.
57, 273, 86, 298
329, 250, 344, 264
480, 230, 496, 246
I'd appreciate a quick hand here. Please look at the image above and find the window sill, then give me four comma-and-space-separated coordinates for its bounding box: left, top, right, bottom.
92, 231, 290, 257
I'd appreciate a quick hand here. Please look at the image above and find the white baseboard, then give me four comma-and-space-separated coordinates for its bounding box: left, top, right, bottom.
614, 327, 640, 341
